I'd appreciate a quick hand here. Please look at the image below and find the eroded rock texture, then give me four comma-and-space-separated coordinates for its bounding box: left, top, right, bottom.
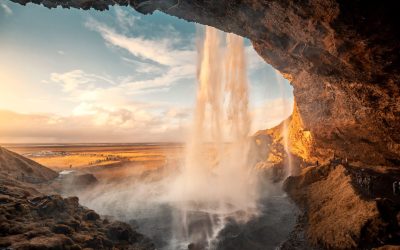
0, 147, 155, 250
284, 164, 400, 249
9, 0, 400, 166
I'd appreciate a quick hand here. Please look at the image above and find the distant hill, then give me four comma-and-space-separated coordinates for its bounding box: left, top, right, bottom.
0, 146, 58, 182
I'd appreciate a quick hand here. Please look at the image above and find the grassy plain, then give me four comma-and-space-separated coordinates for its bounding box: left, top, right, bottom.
3, 143, 184, 180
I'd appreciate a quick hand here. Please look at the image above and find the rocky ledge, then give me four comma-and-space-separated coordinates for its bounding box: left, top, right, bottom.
283, 163, 400, 249
0, 147, 155, 250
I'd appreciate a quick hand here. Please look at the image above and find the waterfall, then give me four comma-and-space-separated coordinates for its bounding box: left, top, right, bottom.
169, 26, 259, 248
275, 70, 293, 177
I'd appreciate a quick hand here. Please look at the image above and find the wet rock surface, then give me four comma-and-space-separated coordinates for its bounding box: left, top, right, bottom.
215, 195, 298, 250
0, 183, 155, 250
125, 187, 298, 250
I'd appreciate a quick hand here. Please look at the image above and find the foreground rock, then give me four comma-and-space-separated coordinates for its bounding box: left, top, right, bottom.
0, 147, 155, 250
284, 164, 400, 249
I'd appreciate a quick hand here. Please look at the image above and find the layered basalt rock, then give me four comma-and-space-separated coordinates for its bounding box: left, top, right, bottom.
9, 0, 400, 165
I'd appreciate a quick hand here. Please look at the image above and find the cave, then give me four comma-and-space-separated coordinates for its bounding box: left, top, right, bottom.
3, 0, 400, 249
10, 0, 400, 166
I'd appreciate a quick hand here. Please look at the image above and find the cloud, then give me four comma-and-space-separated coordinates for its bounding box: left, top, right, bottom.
1, 2, 12, 15
122, 64, 195, 94
50, 70, 116, 93
86, 18, 195, 67
121, 57, 165, 74
42, 65, 193, 144
114, 7, 139, 33
84, 18, 196, 95
0, 108, 190, 143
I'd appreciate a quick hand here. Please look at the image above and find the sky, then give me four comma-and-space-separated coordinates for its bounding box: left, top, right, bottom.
0, 0, 293, 143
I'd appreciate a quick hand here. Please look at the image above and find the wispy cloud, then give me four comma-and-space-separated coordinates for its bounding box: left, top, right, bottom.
44, 66, 192, 143
50, 70, 116, 92
1, 2, 12, 15
114, 7, 139, 33
86, 18, 195, 67
84, 16, 197, 95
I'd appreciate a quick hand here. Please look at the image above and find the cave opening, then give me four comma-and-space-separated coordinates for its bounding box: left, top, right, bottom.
2, 1, 400, 249
1, 2, 297, 250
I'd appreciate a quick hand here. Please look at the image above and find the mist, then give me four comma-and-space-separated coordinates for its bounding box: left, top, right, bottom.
62, 27, 296, 250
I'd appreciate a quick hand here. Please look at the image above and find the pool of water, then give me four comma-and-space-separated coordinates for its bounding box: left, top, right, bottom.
126, 185, 298, 250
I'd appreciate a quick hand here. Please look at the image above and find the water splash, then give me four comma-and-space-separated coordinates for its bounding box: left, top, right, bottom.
168, 26, 259, 248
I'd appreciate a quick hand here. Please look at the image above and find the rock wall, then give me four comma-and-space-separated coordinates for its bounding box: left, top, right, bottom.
9, 0, 400, 166
283, 165, 395, 249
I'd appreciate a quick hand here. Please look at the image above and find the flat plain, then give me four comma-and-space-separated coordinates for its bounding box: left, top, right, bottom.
2, 143, 185, 181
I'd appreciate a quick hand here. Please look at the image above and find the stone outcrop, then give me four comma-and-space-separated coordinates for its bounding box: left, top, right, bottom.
9, 0, 400, 166
0, 184, 154, 250
284, 164, 400, 249
0, 147, 155, 250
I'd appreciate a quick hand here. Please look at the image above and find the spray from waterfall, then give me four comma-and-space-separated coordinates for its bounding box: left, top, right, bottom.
71, 26, 296, 250
275, 70, 293, 177
168, 26, 259, 247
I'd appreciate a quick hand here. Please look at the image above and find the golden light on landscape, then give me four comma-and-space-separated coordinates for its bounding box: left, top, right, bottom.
1, 1, 399, 250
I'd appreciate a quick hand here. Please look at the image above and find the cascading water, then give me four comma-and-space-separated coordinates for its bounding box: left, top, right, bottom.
275, 70, 293, 177
168, 26, 259, 248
